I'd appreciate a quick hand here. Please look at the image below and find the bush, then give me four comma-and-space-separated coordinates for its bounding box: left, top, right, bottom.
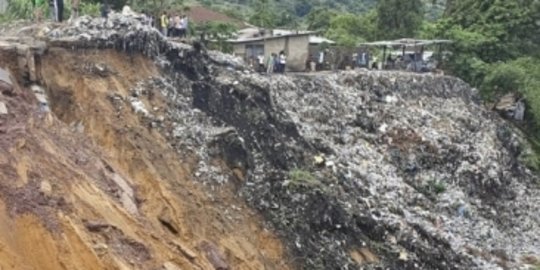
2, 0, 34, 21
480, 58, 540, 171
482, 58, 540, 127
480, 62, 526, 100
80, 2, 100, 17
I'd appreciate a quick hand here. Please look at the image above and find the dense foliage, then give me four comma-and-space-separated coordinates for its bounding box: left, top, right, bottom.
376, 0, 424, 39
426, 0, 540, 168
428, 0, 540, 124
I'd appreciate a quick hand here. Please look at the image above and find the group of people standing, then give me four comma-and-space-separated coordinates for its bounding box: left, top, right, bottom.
255, 51, 287, 74
159, 12, 189, 38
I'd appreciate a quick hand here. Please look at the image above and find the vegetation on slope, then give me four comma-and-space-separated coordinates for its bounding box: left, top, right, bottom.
425, 0, 540, 168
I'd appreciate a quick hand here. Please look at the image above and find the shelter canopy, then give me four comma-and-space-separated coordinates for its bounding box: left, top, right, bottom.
360, 38, 452, 49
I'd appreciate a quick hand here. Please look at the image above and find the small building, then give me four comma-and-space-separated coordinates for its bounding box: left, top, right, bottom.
229, 28, 335, 72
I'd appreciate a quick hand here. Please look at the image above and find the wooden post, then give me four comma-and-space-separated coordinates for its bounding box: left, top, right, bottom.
413, 44, 417, 72
382, 45, 387, 70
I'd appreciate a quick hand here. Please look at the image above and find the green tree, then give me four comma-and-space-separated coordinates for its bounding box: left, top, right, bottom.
426, 0, 540, 83
443, 0, 540, 61
305, 8, 337, 32
427, 0, 540, 165
325, 11, 377, 47
249, 0, 277, 28
376, 0, 424, 39
195, 21, 237, 53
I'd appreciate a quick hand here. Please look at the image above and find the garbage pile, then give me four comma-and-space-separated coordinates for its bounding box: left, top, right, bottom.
47, 14, 245, 68
46, 15, 540, 270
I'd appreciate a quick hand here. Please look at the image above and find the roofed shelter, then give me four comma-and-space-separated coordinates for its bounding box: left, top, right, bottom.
360, 38, 452, 71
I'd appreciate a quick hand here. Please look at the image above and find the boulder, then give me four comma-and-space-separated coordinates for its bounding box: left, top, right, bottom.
0, 101, 7, 115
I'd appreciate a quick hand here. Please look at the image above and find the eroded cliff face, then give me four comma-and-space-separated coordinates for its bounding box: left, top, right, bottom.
0, 14, 539, 270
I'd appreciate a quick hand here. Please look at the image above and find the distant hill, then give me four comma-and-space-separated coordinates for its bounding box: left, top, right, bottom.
196, 0, 377, 18
195, 0, 445, 22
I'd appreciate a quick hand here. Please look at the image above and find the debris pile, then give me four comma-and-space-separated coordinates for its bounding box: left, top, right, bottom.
0, 14, 538, 270
57, 14, 537, 269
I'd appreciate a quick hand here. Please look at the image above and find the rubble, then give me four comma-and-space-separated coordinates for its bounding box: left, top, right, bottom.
1, 14, 537, 270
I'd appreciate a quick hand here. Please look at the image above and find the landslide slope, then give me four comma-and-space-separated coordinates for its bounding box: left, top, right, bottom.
0, 20, 289, 270
0, 14, 539, 270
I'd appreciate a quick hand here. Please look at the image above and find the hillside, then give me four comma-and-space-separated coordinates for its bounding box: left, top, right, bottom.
0, 14, 539, 270
196, 0, 446, 22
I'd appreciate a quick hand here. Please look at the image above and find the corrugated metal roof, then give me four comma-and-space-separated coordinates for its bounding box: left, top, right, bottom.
230, 28, 326, 43
308, 36, 335, 44
360, 38, 453, 47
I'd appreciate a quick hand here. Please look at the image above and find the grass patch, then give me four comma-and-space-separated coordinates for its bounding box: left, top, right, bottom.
428, 180, 447, 194
287, 169, 320, 187
524, 137, 540, 172
418, 179, 447, 199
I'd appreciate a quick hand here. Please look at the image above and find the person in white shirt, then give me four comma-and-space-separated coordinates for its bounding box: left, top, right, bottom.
182, 15, 189, 37
178, 16, 185, 37
279, 51, 287, 73
257, 54, 265, 73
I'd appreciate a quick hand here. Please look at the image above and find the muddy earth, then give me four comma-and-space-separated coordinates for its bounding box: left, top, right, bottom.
0, 14, 539, 270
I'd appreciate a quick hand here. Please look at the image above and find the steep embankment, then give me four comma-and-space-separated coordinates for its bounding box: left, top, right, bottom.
0, 35, 290, 269
0, 14, 539, 270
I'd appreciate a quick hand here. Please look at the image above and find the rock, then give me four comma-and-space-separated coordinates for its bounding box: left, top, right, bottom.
158, 207, 180, 235
84, 220, 115, 232
111, 173, 138, 215
350, 248, 379, 265
93, 243, 109, 256
162, 261, 182, 270
0, 101, 7, 115
0, 67, 14, 94
171, 240, 197, 260
40, 180, 52, 195
128, 97, 149, 116
313, 155, 325, 166
399, 250, 409, 261
514, 100, 525, 121
199, 241, 228, 270
495, 93, 517, 111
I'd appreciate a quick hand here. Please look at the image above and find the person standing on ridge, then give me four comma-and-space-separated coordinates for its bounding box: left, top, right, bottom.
174, 14, 182, 37
273, 53, 279, 73
49, 0, 63, 22
56, 0, 64, 21
181, 15, 189, 37
160, 12, 168, 36
279, 51, 287, 73
167, 13, 174, 37
266, 53, 275, 74
257, 53, 265, 73
100, 0, 110, 18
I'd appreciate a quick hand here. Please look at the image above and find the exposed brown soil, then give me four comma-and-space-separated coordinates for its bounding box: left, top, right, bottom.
0, 47, 291, 270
